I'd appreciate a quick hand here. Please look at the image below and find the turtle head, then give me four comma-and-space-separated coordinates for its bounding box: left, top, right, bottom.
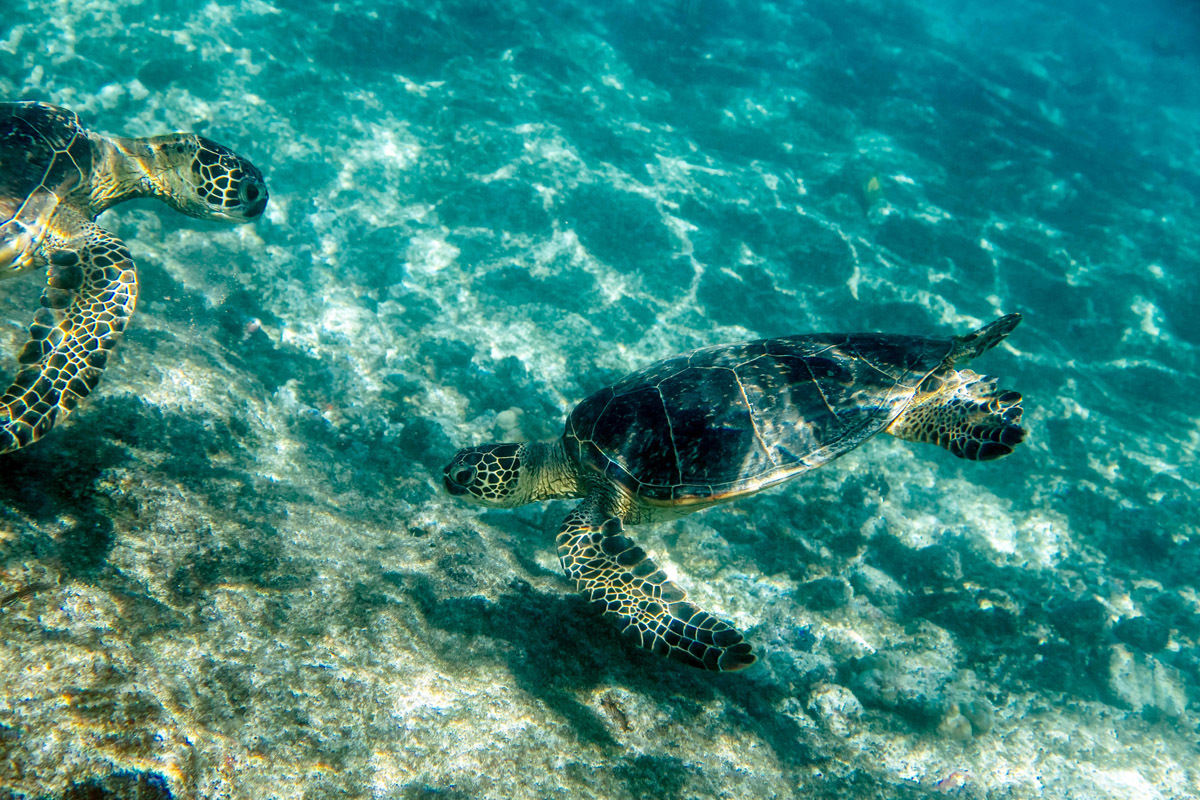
443, 443, 530, 508
142, 134, 268, 222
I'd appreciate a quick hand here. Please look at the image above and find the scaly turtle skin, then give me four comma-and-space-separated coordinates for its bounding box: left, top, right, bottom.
444, 314, 1026, 671
0, 101, 268, 454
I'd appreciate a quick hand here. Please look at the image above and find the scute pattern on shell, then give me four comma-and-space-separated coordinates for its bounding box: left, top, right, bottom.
0, 103, 90, 203
0, 103, 92, 275
565, 332, 956, 502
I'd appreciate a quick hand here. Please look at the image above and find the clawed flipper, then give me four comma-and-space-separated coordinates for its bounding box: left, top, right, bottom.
1, 223, 137, 454
556, 500, 755, 671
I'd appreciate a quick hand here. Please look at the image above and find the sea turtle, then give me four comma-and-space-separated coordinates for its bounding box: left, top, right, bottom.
0, 101, 268, 454
443, 314, 1026, 671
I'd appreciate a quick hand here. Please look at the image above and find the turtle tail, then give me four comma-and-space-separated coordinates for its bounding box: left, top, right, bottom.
949, 312, 1021, 364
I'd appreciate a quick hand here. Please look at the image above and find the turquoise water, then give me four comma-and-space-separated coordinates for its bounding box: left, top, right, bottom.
1, 0, 1198, 798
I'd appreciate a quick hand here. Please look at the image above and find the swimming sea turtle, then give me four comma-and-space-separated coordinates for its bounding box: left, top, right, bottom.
0, 101, 268, 454
444, 314, 1025, 671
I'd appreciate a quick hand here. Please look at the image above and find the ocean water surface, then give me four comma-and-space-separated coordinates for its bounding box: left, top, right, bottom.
1, 0, 1198, 797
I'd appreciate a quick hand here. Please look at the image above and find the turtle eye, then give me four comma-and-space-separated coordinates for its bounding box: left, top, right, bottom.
451, 466, 477, 487
237, 174, 268, 216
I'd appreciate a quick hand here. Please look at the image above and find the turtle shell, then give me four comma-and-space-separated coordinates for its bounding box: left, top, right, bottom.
563, 331, 957, 503
1, 102, 93, 269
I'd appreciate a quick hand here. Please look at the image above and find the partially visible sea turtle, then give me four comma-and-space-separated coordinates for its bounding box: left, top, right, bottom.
444, 314, 1026, 671
0, 101, 268, 454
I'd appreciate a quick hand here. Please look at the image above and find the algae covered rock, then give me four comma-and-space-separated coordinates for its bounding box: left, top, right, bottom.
848, 648, 957, 724
1107, 645, 1188, 718
807, 682, 864, 737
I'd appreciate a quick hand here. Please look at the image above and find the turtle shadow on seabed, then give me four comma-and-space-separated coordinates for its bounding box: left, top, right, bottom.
0, 770, 173, 800
393, 570, 814, 748
0, 413, 130, 582
419, 443, 1200, 773
394, 551, 952, 798
0, 394, 271, 585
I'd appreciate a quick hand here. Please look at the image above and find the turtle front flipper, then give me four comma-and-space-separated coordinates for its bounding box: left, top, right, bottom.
556, 500, 755, 672
0, 223, 136, 454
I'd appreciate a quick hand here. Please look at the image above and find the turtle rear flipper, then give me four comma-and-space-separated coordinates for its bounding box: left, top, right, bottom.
949, 312, 1021, 363
556, 501, 755, 672
887, 369, 1025, 461
1, 223, 136, 454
